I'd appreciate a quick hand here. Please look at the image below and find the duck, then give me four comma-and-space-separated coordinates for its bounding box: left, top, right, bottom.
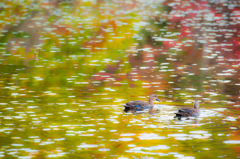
123, 94, 161, 112
174, 100, 200, 119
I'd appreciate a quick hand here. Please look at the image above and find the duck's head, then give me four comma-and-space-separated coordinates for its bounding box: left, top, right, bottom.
149, 94, 161, 102
193, 100, 199, 109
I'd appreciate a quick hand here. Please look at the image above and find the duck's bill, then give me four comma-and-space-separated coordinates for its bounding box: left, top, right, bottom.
156, 98, 161, 102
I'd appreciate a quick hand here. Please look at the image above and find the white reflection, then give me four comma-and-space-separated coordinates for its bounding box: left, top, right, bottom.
118, 138, 134, 141
128, 145, 170, 151
78, 144, 98, 148
120, 133, 136, 136
138, 133, 167, 140
223, 140, 240, 144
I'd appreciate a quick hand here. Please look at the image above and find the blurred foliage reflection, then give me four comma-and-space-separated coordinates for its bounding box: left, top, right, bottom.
1, 0, 240, 158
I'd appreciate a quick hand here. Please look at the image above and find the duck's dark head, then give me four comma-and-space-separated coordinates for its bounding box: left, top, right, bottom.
149, 94, 161, 102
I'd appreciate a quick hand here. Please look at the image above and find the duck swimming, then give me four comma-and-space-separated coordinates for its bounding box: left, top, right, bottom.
174, 100, 200, 119
123, 94, 161, 112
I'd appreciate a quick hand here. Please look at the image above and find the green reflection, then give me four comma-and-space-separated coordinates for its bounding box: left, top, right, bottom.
0, 0, 240, 158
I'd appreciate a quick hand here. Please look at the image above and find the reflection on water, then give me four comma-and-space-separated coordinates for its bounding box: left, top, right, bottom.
1, 0, 240, 158
1, 91, 239, 158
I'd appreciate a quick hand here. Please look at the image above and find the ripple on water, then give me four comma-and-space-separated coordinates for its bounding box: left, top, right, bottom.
168, 132, 210, 141
78, 144, 98, 148
120, 133, 136, 136
18, 156, 32, 159
128, 145, 170, 151
223, 140, 240, 144
138, 133, 167, 140
118, 138, 134, 141
223, 116, 236, 121
98, 148, 110, 151
168, 134, 192, 140
189, 130, 208, 134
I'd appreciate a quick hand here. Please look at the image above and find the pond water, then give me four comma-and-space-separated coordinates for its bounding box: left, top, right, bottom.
1, 0, 240, 158
1, 65, 240, 159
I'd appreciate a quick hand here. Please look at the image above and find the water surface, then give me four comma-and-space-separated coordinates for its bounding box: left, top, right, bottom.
1, 0, 240, 158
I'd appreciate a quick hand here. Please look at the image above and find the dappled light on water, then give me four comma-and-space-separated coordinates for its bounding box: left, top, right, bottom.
1, 0, 240, 158
1, 97, 238, 158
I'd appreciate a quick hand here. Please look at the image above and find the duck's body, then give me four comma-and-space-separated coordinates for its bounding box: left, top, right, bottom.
174, 101, 200, 119
123, 94, 160, 112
